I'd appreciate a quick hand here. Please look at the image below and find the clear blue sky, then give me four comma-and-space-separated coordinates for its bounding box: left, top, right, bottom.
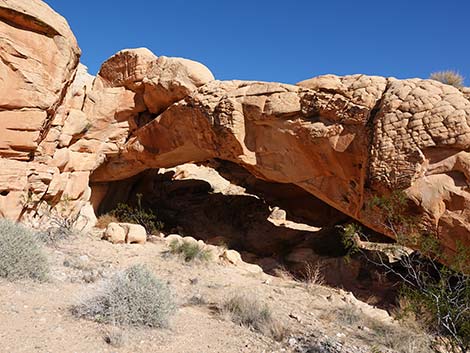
44, 0, 469, 85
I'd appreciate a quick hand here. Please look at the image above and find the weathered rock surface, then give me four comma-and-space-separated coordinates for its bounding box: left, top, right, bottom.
0, 0, 469, 257
0, 0, 80, 160
92, 73, 470, 255
103, 222, 147, 244
0, 0, 80, 220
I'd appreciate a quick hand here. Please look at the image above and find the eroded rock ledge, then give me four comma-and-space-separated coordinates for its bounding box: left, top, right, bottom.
1, 0, 469, 256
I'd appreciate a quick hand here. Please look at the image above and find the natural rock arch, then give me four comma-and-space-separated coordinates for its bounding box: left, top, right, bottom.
1, 0, 470, 258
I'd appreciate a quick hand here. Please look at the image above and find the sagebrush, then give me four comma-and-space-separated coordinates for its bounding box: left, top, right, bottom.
0, 219, 48, 281
71, 264, 176, 327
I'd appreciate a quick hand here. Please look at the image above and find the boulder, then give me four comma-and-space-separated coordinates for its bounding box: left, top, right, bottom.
103, 222, 147, 244
165, 234, 184, 246
96, 48, 215, 115
124, 223, 147, 244
285, 248, 316, 264
221, 249, 262, 273
222, 249, 243, 265
103, 223, 126, 244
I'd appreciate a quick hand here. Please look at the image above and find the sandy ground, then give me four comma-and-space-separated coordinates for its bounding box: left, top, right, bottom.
0, 231, 414, 353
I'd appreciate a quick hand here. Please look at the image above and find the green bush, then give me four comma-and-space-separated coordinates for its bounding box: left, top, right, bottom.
71, 264, 176, 327
0, 219, 48, 281
342, 191, 470, 352
110, 194, 163, 235
169, 239, 212, 262
429, 70, 464, 88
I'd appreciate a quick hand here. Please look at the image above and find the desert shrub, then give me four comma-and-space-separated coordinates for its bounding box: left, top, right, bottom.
96, 213, 119, 229
223, 293, 287, 341
169, 239, 212, 262
71, 264, 176, 327
0, 219, 48, 281
398, 262, 470, 353
22, 194, 83, 245
341, 192, 470, 352
35, 211, 79, 245
430, 70, 464, 88
110, 194, 163, 235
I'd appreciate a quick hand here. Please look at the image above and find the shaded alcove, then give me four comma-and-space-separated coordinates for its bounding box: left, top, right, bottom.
90, 160, 399, 308
91, 160, 349, 254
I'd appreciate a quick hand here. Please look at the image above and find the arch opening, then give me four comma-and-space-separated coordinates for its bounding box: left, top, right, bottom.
90, 159, 399, 308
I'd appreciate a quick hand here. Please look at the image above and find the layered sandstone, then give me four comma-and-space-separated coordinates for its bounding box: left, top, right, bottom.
0, 0, 80, 219
0, 0, 469, 256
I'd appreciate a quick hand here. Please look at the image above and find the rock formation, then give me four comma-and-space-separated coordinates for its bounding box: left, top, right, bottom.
1, 0, 469, 256
0, 0, 80, 219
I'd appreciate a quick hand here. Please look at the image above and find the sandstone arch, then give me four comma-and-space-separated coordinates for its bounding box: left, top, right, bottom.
1, 1, 470, 258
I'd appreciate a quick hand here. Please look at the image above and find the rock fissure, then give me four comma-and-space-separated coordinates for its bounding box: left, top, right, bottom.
364, 80, 392, 191
0, 5, 61, 37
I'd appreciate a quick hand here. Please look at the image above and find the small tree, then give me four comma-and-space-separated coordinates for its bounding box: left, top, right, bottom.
342, 191, 470, 352
429, 71, 464, 88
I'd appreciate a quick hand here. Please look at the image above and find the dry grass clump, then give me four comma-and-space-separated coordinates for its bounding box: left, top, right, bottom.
222, 293, 288, 341
95, 213, 119, 229
71, 264, 176, 327
273, 262, 324, 292
429, 70, 464, 88
169, 239, 212, 262
273, 265, 296, 281
301, 261, 325, 290
331, 304, 433, 353
334, 305, 363, 326
103, 327, 128, 348
0, 219, 48, 282
372, 322, 433, 353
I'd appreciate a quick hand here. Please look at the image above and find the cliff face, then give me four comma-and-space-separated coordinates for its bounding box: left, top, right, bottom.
0, 0, 80, 219
1, 0, 469, 255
